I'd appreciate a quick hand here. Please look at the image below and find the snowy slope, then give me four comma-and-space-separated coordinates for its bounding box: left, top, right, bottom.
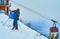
0, 14, 47, 39
10, 0, 60, 39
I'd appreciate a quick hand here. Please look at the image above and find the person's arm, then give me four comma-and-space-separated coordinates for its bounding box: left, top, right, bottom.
18, 8, 20, 20
9, 9, 15, 12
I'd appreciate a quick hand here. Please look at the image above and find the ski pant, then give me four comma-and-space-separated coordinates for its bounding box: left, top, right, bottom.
13, 19, 18, 28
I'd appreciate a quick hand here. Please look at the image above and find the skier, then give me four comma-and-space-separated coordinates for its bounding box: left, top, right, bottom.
10, 8, 20, 30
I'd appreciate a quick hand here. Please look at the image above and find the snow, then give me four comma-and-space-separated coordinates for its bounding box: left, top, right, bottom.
0, 14, 47, 39
9, 0, 60, 39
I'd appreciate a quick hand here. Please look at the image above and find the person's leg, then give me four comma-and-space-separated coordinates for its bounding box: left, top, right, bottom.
11, 20, 16, 30
15, 21, 18, 30
11, 26, 16, 30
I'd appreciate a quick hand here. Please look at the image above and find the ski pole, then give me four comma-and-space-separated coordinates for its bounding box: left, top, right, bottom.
3, 18, 9, 25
